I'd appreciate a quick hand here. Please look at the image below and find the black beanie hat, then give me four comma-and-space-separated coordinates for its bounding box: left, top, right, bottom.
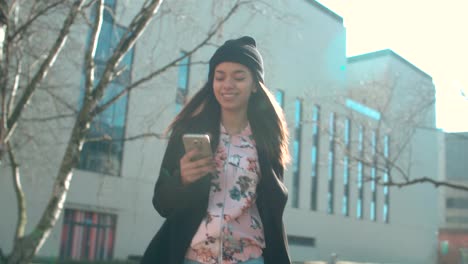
208, 36, 264, 83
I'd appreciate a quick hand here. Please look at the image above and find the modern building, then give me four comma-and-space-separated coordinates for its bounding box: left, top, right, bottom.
438, 132, 468, 264
0, 1, 444, 263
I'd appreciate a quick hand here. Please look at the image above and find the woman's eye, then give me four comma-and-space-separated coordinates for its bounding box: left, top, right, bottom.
235, 77, 245, 81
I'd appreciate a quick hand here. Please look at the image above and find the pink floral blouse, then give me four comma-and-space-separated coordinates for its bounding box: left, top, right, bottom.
186, 123, 265, 264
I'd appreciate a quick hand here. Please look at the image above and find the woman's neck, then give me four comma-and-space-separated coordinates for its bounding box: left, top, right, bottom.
221, 111, 248, 135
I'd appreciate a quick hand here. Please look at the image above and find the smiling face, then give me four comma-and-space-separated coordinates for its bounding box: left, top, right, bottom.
213, 62, 257, 114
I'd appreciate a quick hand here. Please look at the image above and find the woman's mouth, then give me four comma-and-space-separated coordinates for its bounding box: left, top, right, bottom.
222, 93, 236, 99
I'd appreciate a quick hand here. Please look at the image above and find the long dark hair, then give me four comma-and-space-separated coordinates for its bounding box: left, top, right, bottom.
166, 76, 290, 169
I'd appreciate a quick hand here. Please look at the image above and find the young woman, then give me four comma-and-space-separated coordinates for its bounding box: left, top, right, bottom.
141, 36, 291, 264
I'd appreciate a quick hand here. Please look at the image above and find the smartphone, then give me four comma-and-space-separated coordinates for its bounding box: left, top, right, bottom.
182, 134, 213, 161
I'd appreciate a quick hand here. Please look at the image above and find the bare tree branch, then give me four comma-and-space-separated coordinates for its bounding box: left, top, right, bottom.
384, 177, 468, 192
86, 0, 164, 117
84, 0, 103, 97
93, 0, 247, 117
22, 113, 75, 122
5, 0, 86, 143
85, 132, 165, 143
7, 57, 21, 115
8, 1, 66, 42
7, 142, 27, 242
0, 0, 11, 163
41, 88, 78, 114
3, 2, 166, 263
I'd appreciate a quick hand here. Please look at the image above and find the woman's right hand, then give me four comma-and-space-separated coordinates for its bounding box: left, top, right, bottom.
180, 149, 217, 185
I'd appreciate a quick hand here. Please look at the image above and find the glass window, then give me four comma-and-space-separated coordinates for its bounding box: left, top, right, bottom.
176, 51, 190, 113
357, 125, 364, 219
370, 130, 377, 221
383, 135, 390, 223
311, 105, 320, 211
342, 118, 350, 216
327, 112, 336, 214
446, 198, 468, 209
78, 2, 134, 176
59, 209, 117, 261
275, 89, 285, 108
287, 235, 315, 247
446, 216, 468, 223
346, 98, 381, 120
292, 99, 302, 208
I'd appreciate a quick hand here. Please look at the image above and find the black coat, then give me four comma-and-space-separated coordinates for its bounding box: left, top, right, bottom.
140, 121, 291, 264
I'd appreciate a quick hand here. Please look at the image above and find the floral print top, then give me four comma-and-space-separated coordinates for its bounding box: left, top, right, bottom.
186, 123, 265, 264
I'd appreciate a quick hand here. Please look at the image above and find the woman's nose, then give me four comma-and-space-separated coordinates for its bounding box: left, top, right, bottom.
222, 78, 235, 88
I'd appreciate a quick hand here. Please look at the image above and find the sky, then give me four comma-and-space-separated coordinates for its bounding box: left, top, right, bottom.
316, 0, 468, 132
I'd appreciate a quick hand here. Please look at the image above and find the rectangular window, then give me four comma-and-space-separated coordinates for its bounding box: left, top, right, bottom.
446, 198, 468, 209
78, 1, 135, 176
327, 112, 336, 214
176, 51, 190, 112
346, 98, 381, 120
446, 216, 468, 223
311, 105, 320, 211
370, 130, 377, 221
357, 125, 364, 219
275, 89, 285, 108
287, 235, 315, 247
60, 209, 117, 261
383, 135, 390, 223
292, 98, 302, 208
342, 118, 350, 216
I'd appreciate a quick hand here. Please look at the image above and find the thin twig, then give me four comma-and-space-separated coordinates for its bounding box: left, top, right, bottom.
8, 0, 66, 42
7, 142, 27, 241
84, 0, 103, 97
22, 113, 76, 122
85, 132, 165, 143
384, 177, 468, 192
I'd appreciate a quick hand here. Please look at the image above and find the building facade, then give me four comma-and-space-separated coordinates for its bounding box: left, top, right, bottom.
438, 132, 468, 264
0, 1, 443, 263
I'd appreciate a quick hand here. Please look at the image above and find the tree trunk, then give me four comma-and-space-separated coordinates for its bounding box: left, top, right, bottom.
6, 108, 90, 264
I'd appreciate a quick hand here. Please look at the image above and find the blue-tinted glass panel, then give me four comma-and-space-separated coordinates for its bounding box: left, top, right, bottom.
176, 52, 190, 113
312, 105, 319, 133
79, 7, 134, 176
95, 19, 113, 62
342, 118, 350, 216
383, 204, 388, 222
103, 0, 116, 22
311, 105, 320, 211
346, 99, 381, 120
357, 200, 362, 219
177, 55, 189, 89
295, 99, 302, 128
292, 99, 302, 208
383, 135, 390, 223
343, 157, 349, 185
293, 141, 300, 172
311, 147, 317, 171
344, 118, 350, 146
275, 90, 284, 108
384, 135, 389, 157
327, 112, 335, 214
357, 125, 364, 219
